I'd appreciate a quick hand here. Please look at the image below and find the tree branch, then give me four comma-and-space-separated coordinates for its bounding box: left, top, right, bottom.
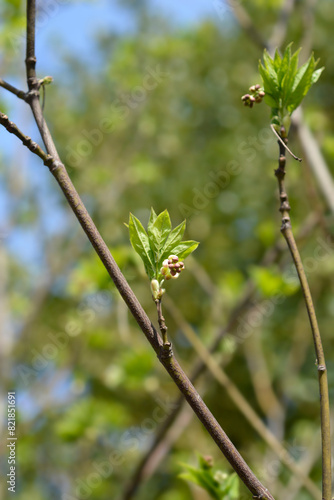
0, 79, 26, 100
274, 132, 332, 500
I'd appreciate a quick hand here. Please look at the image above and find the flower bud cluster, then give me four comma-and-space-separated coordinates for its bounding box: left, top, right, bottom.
161, 255, 185, 280
241, 84, 265, 108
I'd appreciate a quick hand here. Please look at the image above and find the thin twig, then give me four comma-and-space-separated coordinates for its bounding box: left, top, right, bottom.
274, 134, 332, 500
270, 124, 302, 161
0, 112, 52, 165
0, 79, 26, 100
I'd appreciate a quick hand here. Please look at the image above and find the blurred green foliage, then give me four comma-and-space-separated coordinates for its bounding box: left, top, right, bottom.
180, 454, 239, 500
2, 1, 334, 500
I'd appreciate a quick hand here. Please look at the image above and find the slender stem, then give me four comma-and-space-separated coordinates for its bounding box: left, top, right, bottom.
0, 79, 26, 100
26, 0, 37, 88
155, 299, 169, 345
275, 134, 332, 500
0, 112, 48, 163
270, 124, 302, 161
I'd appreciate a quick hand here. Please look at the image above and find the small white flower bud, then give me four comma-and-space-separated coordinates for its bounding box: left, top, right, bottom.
150, 279, 160, 300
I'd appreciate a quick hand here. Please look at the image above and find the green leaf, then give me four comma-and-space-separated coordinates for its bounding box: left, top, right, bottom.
129, 213, 155, 279
147, 209, 172, 258
311, 66, 325, 85
217, 472, 239, 499
263, 49, 276, 75
257, 45, 323, 118
287, 57, 315, 113
263, 93, 279, 108
258, 63, 279, 104
147, 207, 157, 235
282, 47, 301, 103
129, 209, 199, 283
273, 48, 282, 72
171, 241, 199, 261
160, 220, 186, 261
291, 56, 314, 93
179, 464, 221, 500
277, 43, 291, 86
262, 50, 279, 88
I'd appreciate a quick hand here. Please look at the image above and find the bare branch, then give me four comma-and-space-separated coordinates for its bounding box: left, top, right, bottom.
275, 134, 332, 500
0, 79, 26, 100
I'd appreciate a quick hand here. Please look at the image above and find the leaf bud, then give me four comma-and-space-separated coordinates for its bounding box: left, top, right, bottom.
150, 279, 160, 300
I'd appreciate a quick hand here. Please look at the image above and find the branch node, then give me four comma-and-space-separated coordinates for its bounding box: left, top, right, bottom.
26, 88, 40, 103
271, 124, 302, 161
48, 158, 63, 173
158, 342, 173, 360
25, 56, 37, 65
279, 200, 291, 212
281, 217, 291, 232
318, 365, 326, 372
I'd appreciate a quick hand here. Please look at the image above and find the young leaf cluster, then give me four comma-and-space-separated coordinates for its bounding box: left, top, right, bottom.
258, 43, 324, 133
129, 208, 198, 284
179, 454, 239, 500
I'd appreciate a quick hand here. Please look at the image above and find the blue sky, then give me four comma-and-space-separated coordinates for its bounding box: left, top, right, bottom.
35, 0, 218, 72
